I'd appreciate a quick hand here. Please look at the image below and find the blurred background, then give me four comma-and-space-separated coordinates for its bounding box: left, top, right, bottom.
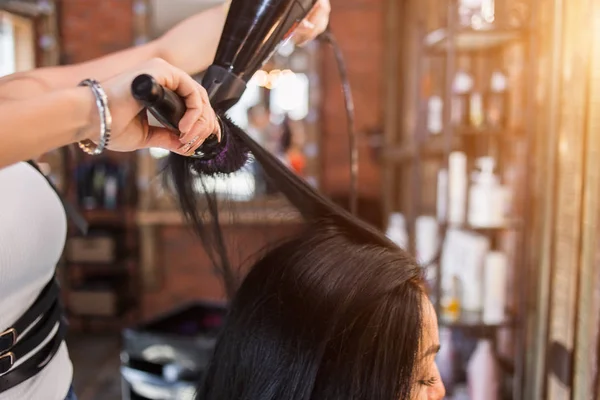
1, 0, 599, 399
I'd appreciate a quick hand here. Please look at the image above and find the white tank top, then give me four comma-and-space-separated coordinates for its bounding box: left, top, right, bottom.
0, 162, 72, 400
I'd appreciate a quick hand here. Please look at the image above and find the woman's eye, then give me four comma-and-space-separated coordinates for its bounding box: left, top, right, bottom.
418, 377, 438, 387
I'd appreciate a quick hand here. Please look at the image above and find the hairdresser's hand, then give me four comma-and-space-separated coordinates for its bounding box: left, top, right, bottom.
293, 0, 331, 46
99, 58, 220, 156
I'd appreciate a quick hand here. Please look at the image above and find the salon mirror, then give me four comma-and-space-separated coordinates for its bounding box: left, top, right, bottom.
134, 0, 322, 212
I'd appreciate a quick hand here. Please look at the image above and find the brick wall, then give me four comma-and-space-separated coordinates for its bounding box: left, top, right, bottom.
320, 0, 385, 198
59, 0, 134, 64
142, 223, 303, 318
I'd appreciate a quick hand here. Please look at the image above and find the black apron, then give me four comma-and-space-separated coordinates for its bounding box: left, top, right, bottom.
0, 161, 88, 393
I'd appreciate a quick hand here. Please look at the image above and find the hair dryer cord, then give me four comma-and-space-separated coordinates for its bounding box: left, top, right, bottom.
318, 27, 358, 215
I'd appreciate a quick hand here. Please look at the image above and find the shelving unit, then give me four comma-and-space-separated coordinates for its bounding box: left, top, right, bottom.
383, 0, 534, 399
59, 153, 142, 333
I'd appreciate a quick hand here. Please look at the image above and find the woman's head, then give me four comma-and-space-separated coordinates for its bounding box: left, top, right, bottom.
198, 223, 445, 400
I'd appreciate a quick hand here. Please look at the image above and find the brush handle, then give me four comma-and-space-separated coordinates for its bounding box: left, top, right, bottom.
131, 74, 185, 132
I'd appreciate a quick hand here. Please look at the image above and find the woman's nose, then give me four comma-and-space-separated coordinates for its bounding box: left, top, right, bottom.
430, 380, 446, 400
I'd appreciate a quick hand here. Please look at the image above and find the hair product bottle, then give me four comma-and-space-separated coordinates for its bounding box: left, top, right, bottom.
448, 152, 467, 226
483, 251, 508, 324
485, 70, 509, 129
386, 213, 408, 250
467, 340, 499, 400
468, 157, 508, 227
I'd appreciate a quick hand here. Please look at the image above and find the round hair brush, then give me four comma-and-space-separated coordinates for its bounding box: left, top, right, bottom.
131, 74, 250, 176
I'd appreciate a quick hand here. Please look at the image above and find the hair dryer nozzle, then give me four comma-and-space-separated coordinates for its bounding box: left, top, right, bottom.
201, 65, 247, 111
205, 0, 318, 110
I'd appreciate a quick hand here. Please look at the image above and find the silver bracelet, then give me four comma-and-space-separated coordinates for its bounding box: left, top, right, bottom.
77, 79, 112, 155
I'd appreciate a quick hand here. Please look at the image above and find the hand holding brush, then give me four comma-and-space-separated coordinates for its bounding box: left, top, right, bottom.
104, 58, 221, 156
131, 73, 250, 176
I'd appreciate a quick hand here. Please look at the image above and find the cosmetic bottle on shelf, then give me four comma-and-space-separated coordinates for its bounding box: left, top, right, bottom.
459, 232, 489, 314
483, 251, 508, 324
427, 95, 443, 135
458, 0, 496, 30
442, 276, 461, 322
440, 229, 466, 321
437, 169, 448, 222
448, 152, 467, 226
485, 70, 509, 129
386, 213, 408, 250
452, 71, 474, 128
469, 92, 485, 129
468, 157, 509, 228
467, 340, 499, 400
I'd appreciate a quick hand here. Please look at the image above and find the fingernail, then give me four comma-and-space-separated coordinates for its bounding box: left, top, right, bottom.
179, 135, 200, 153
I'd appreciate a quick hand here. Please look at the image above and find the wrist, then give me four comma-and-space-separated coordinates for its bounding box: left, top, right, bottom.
69, 86, 101, 142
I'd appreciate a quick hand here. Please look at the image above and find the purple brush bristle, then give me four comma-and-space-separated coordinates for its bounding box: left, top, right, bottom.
189, 115, 251, 176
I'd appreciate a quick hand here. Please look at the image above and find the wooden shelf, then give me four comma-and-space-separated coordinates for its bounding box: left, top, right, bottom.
425, 28, 524, 52
80, 208, 136, 225
457, 126, 521, 137
449, 219, 523, 232
136, 208, 303, 226
383, 126, 525, 163
383, 135, 462, 162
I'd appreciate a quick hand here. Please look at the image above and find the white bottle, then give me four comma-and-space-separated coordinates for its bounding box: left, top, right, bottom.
468, 157, 507, 227
467, 340, 499, 400
448, 152, 467, 225
386, 213, 408, 250
416, 216, 439, 281
458, 232, 489, 312
416, 216, 439, 265
452, 71, 473, 126
437, 169, 448, 222
483, 251, 508, 324
428, 96, 443, 135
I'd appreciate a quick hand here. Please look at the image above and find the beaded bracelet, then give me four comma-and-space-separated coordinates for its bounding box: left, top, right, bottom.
77, 79, 112, 155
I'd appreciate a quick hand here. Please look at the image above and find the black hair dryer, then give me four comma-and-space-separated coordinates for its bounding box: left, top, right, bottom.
203, 0, 318, 111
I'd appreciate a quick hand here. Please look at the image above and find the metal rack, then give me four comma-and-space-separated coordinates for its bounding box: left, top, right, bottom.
384, 0, 536, 398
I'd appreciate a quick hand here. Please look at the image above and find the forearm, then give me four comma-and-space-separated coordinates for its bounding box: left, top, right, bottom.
0, 87, 95, 169
0, 41, 160, 101
0, 3, 227, 102
155, 4, 227, 76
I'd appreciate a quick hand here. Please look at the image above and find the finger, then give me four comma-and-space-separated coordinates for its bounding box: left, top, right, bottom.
313, 12, 330, 37
177, 134, 204, 156
145, 127, 184, 152
145, 58, 207, 136
146, 127, 203, 156
294, 5, 330, 45
302, 0, 329, 27
318, 0, 331, 13
182, 117, 212, 147
178, 88, 214, 144
178, 100, 203, 137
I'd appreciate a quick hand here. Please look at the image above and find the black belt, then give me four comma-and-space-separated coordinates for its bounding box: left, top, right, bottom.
0, 277, 66, 392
